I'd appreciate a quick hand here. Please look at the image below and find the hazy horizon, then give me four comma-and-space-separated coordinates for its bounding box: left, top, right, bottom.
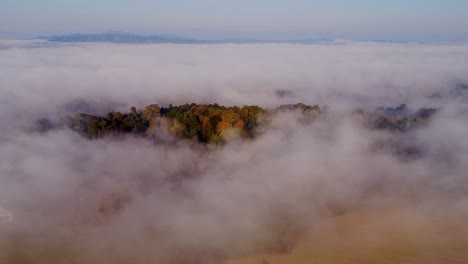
2, 0, 468, 42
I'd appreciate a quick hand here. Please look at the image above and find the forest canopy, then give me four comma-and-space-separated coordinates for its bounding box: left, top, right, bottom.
64, 103, 437, 144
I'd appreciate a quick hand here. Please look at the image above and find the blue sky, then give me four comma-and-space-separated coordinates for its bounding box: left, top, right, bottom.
1, 0, 468, 41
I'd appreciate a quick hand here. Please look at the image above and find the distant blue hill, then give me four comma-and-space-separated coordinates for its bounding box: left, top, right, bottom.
37, 32, 336, 44
37, 32, 205, 44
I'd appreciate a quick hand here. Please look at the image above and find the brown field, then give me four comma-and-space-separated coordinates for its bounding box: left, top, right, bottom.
227, 208, 468, 264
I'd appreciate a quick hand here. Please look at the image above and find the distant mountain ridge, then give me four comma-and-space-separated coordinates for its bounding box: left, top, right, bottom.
37, 32, 205, 44
37, 32, 336, 44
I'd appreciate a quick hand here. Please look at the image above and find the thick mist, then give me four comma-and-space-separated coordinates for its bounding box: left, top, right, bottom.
1, 41, 468, 263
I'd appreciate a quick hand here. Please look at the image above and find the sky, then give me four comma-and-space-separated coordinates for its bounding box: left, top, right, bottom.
1, 0, 468, 41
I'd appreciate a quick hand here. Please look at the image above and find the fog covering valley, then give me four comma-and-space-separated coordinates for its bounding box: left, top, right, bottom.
1, 41, 468, 263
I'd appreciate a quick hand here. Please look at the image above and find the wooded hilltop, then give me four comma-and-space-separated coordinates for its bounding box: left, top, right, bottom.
64, 103, 437, 144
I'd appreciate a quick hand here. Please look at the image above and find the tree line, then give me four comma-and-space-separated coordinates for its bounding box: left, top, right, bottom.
65, 103, 436, 144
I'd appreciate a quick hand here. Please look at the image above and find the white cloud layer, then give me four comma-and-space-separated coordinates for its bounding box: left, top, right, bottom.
0, 42, 468, 263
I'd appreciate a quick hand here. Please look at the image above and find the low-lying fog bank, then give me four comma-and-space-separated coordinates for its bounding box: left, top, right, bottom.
1, 42, 468, 263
